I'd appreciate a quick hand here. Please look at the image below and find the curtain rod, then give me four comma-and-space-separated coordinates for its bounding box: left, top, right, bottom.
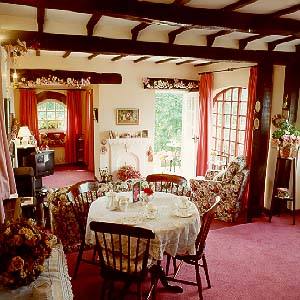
198, 65, 257, 75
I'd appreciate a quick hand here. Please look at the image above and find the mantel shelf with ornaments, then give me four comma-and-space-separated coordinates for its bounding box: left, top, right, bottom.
108, 138, 150, 145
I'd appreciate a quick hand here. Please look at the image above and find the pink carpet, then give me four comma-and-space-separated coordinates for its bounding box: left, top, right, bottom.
67, 216, 300, 299
42, 165, 94, 189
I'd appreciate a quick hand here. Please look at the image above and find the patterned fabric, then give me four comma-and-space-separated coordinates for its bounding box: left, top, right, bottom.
190, 156, 249, 222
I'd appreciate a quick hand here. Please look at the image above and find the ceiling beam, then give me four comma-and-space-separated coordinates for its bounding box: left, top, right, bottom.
87, 52, 100, 60
206, 30, 232, 47
1, 0, 300, 37
176, 59, 196, 65
37, 5, 45, 33
172, 0, 192, 5
133, 56, 150, 63
239, 34, 267, 49
86, 12, 102, 36
222, 0, 258, 11
268, 36, 297, 51
268, 4, 300, 18
11, 69, 122, 84
155, 58, 177, 64
62, 51, 71, 58
1, 30, 299, 64
111, 54, 127, 61
131, 22, 150, 41
168, 27, 191, 44
194, 61, 215, 67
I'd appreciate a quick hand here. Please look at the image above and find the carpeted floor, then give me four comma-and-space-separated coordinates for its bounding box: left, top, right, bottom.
42, 164, 95, 189
67, 214, 300, 300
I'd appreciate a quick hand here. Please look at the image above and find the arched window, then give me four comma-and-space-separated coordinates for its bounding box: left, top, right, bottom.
37, 100, 67, 131
211, 87, 248, 161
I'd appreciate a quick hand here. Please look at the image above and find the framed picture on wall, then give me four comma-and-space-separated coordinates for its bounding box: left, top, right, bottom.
116, 108, 139, 125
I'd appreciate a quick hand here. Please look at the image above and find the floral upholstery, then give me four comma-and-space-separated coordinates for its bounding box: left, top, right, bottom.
190, 156, 249, 222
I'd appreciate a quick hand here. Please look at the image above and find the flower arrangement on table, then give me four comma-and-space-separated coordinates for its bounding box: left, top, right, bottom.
0, 219, 55, 288
272, 118, 300, 158
117, 165, 141, 181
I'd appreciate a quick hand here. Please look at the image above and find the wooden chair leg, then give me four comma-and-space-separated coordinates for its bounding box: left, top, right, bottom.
172, 257, 177, 275
202, 254, 211, 288
166, 254, 171, 275
73, 241, 85, 279
195, 262, 203, 300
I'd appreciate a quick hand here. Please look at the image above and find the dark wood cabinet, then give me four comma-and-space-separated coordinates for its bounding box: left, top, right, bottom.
77, 135, 84, 163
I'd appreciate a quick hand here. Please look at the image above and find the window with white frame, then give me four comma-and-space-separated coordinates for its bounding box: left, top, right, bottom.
37, 100, 67, 131
211, 87, 248, 162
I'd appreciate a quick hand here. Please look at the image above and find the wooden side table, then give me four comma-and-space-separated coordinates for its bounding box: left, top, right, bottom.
269, 156, 297, 225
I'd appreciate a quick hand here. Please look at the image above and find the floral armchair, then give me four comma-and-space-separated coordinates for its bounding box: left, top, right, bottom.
190, 156, 249, 222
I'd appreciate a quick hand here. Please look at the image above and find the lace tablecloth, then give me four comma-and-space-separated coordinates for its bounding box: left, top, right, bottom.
85, 192, 200, 260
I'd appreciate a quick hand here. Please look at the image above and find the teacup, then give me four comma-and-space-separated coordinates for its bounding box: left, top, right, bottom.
118, 196, 129, 211
178, 196, 190, 209
146, 203, 158, 219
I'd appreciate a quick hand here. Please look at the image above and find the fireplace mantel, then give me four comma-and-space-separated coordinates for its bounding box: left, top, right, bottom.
108, 138, 149, 145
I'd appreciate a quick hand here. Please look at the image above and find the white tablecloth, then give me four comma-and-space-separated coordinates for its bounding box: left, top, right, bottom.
85, 192, 200, 260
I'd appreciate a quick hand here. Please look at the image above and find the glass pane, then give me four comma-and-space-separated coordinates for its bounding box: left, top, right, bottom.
56, 111, 65, 120
39, 120, 47, 129
241, 89, 248, 101
238, 130, 246, 144
223, 141, 229, 153
48, 120, 57, 129
217, 140, 222, 151
238, 144, 244, 155
46, 101, 55, 110
224, 102, 231, 114
225, 90, 231, 101
230, 130, 236, 141
232, 102, 238, 115
239, 116, 246, 129
224, 115, 231, 127
57, 120, 66, 130
47, 112, 55, 119
230, 142, 236, 155
38, 103, 47, 111
232, 88, 239, 100
218, 115, 223, 126
55, 103, 65, 111
212, 115, 217, 126
231, 116, 237, 128
217, 129, 222, 139
224, 129, 230, 140
240, 102, 247, 115
38, 112, 47, 120
218, 102, 222, 114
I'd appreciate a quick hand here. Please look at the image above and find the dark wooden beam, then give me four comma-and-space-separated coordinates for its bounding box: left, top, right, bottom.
194, 61, 215, 67
62, 51, 71, 58
268, 4, 300, 18
131, 22, 150, 41
206, 30, 232, 47
36, 49, 40, 56
176, 59, 196, 65
155, 58, 177, 64
111, 54, 127, 61
248, 62, 273, 220
86, 13, 102, 36
172, 0, 192, 6
222, 0, 258, 11
133, 56, 150, 63
239, 34, 267, 50
268, 36, 297, 51
1, 0, 300, 37
87, 52, 100, 60
37, 4, 45, 33
168, 27, 191, 44
11, 68, 122, 84
1, 30, 299, 64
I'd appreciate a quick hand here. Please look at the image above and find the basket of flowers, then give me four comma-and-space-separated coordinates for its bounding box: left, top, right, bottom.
117, 165, 141, 181
0, 219, 55, 289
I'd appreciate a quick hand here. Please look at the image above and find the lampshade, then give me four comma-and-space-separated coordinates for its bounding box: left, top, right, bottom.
17, 126, 32, 138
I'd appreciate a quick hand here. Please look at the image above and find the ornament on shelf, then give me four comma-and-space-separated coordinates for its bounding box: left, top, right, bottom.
146, 146, 153, 162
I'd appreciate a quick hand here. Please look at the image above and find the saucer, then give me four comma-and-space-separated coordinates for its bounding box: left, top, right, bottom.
174, 208, 193, 218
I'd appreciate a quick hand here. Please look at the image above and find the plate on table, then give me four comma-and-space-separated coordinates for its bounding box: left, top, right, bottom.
120, 216, 143, 225
174, 209, 194, 218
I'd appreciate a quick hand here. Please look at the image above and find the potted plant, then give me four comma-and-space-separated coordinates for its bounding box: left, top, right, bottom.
272, 118, 300, 158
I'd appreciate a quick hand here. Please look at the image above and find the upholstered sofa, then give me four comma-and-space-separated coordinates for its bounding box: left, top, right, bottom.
190, 156, 249, 222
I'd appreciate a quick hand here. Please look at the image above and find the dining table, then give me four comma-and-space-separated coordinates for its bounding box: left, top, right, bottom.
85, 191, 201, 293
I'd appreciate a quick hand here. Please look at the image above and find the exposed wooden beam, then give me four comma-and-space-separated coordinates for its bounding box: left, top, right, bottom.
168, 27, 191, 44
207, 30, 232, 47
268, 4, 300, 18
155, 58, 177, 64
176, 59, 196, 65
194, 61, 215, 67
87, 52, 100, 60
1, 0, 300, 37
111, 54, 127, 61
131, 22, 150, 41
1, 31, 299, 64
36, 49, 40, 56
62, 51, 71, 58
222, 0, 258, 11
268, 36, 297, 51
172, 0, 192, 5
133, 56, 150, 63
10, 68, 122, 84
37, 5, 45, 33
239, 34, 267, 50
86, 12, 102, 36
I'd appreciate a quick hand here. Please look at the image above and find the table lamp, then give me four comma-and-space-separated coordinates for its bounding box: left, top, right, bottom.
17, 126, 32, 146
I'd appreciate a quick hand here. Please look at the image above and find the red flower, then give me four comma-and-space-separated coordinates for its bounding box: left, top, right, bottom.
143, 187, 154, 196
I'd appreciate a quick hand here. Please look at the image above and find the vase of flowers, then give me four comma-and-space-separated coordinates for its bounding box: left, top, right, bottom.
0, 219, 55, 288
272, 119, 300, 159
117, 165, 141, 181
141, 187, 154, 203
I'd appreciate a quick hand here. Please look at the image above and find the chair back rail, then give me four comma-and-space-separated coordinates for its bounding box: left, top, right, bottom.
90, 221, 155, 279
195, 196, 222, 255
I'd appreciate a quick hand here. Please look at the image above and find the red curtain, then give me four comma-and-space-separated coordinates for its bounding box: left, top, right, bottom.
83, 90, 94, 171
196, 73, 213, 176
65, 90, 82, 164
19, 89, 39, 139
244, 66, 258, 166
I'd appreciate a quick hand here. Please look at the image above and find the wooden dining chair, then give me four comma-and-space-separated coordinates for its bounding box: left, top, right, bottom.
166, 196, 222, 300
89, 221, 158, 300
66, 180, 100, 278
146, 174, 187, 195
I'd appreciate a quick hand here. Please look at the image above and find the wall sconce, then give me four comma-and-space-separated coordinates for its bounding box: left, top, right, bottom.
93, 108, 98, 122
